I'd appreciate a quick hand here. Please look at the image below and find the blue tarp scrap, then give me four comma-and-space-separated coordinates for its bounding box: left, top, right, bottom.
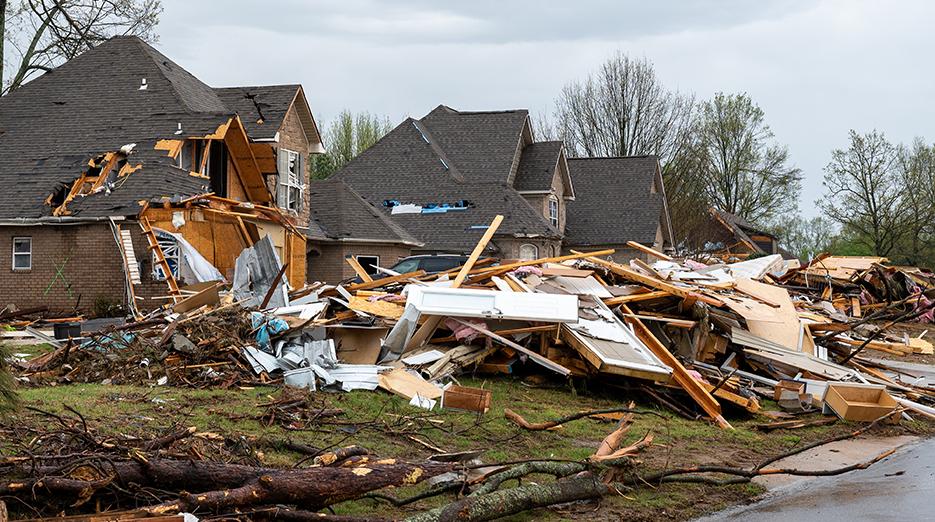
251, 312, 290, 351
81, 331, 137, 352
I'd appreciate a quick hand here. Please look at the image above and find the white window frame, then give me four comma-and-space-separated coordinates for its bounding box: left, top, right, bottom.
151, 231, 180, 281
548, 196, 559, 228
12, 237, 32, 271
356, 255, 380, 276
279, 149, 304, 212
519, 243, 538, 261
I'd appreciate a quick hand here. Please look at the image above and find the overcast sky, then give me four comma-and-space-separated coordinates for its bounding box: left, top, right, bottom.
157, 0, 935, 217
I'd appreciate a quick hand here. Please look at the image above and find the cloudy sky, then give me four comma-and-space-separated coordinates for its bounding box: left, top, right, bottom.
158, 0, 935, 216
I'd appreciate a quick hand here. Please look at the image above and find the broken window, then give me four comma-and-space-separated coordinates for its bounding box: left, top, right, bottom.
12, 237, 31, 270
548, 196, 559, 228
356, 255, 380, 276
519, 243, 538, 261
152, 231, 180, 281
277, 149, 304, 212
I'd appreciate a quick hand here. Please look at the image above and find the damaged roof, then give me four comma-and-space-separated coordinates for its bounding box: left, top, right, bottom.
331, 109, 561, 252
308, 179, 422, 246
564, 156, 668, 247
0, 36, 309, 219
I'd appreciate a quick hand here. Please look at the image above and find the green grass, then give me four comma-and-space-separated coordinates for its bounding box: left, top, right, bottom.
4, 367, 932, 521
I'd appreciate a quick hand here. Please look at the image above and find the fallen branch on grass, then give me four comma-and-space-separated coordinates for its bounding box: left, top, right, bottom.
503, 406, 663, 431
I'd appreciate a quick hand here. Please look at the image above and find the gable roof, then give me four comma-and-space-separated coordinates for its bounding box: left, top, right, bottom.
308, 179, 422, 245
0, 36, 311, 219
214, 85, 301, 139
332, 108, 560, 252
564, 156, 670, 247
513, 141, 563, 192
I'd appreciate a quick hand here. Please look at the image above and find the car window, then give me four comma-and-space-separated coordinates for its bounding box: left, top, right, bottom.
421, 257, 465, 273
391, 259, 420, 274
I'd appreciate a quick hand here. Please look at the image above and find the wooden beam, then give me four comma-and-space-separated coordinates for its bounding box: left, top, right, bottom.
344, 270, 426, 291
620, 304, 731, 429
430, 324, 557, 344
603, 291, 672, 306
573, 251, 723, 307
450, 318, 570, 376
626, 241, 672, 261
468, 249, 616, 282
346, 256, 374, 283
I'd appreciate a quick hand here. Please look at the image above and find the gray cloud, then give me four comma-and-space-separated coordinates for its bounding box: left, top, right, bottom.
155, 0, 935, 217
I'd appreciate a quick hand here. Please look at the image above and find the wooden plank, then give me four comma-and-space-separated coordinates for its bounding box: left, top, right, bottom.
574, 252, 723, 307
620, 304, 731, 429
443, 385, 492, 413
452, 214, 503, 287
626, 240, 672, 261
346, 256, 374, 283
451, 318, 571, 376
378, 368, 443, 400
347, 296, 404, 320
603, 291, 671, 306
140, 217, 181, 301
343, 270, 426, 292
430, 324, 557, 344
468, 249, 616, 281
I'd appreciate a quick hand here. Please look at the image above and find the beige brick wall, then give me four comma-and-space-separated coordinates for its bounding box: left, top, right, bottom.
307, 242, 412, 284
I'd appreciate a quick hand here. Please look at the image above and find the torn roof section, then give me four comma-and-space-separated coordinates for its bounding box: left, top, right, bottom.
0, 35, 320, 220
330, 106, 562, 253
308, 179, 423, 246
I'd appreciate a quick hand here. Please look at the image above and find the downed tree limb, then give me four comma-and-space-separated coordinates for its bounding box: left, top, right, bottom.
503, 406, 662, 431
141, 459, 455, 515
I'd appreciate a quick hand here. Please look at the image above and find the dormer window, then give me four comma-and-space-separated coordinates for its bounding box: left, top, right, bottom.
548, 196, 559, 228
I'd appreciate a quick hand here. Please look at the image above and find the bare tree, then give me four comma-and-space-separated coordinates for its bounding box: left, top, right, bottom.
819, 130, 904, 257
686, 92, 801, 225
770, 214, 840, 261
2, 0, 162, 94
549, 52, 698, 239
310, 110, 394, 180
895, 138, 935, 265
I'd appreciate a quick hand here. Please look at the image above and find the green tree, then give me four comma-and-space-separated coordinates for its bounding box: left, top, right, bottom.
819, 130, 904, 257
310, 110, 393, 179
686, 92, 802, 225
895, 138, 935, 265
771, 214, 839, 261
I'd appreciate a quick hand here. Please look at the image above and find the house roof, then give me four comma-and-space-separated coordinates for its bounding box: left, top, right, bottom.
0, 36, 309, 219
332, 109, 560, 252
514, 141, 563, 192
214, 85, 301, 139
564, 156, 667, 247
307, 179, 422, 246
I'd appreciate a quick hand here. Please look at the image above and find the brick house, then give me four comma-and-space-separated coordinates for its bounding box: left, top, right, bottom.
0, 36, 322, 314
307, 105, 673, 281
691, 208, 796, 261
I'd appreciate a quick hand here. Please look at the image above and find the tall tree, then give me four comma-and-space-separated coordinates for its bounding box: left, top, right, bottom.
2, 0, 162, 94
311, 110, 393, 179
548, 52, 698, 238
819, 130, 904, 257
895, 138, 935, 265
686, 92, 801, 225
770, 214, 840, 261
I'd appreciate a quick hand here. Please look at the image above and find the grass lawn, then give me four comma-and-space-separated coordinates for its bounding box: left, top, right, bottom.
4, 371, 932, 521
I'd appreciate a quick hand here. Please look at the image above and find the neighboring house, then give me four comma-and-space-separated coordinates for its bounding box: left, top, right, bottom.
0, 36, 322, 314
698, 208, 795, 260
306, 179, 423, 282
308, 105, 673, 281
563, 156, 674, 262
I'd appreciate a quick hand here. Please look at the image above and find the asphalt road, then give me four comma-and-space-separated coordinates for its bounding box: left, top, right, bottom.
696, 437, 935, 521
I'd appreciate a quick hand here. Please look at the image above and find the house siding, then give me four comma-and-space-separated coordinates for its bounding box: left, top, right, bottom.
0, 224, 127, 313
307, 241, 412, 284
271, 104, 312, 228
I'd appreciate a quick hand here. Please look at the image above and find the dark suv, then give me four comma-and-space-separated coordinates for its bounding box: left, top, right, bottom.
389, 254, 470, 275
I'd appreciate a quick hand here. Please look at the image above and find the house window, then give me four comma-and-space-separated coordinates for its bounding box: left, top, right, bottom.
519, 244, 538, 261
12, 237, 31, 270
278, 149, 304, 212
152, 231, 180, 281
548, 196, 559, 228
356, 255, 380, 276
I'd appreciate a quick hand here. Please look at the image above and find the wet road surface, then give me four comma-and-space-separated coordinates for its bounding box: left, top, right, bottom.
696, 437, 935, 521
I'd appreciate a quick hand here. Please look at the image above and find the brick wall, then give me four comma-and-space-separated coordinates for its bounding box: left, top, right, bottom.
0, 223, 127, 313
307, 242, 412, 284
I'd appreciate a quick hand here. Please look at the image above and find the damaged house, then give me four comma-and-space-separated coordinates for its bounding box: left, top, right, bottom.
307, 105, 674, 282
0, 36, 322, 313
694, 208, 797, 262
